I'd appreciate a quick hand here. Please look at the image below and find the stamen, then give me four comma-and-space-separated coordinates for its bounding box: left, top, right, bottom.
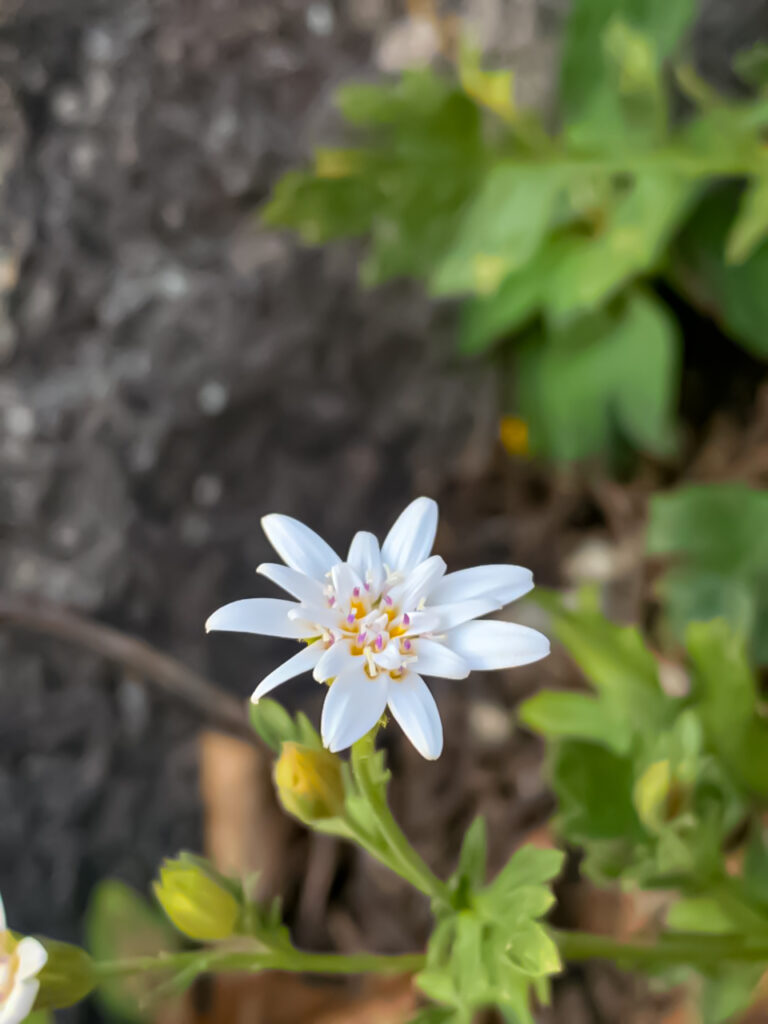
353, 586, 360, 598
403, 639, 412, 651
364, 581, 371, 591
328, 596, 335, 607
402, 612, 410, 626
384, 595, 393, 607
357, 631, 367, 645
347, 612, 356, 625
376, 634, 383, 651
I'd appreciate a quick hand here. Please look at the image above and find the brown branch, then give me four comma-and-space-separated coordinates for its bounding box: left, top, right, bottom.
0, 593, 258, 745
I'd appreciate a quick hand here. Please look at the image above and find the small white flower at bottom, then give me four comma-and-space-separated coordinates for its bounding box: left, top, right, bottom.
207, 497, 549, 759
0, 894, 47, 1024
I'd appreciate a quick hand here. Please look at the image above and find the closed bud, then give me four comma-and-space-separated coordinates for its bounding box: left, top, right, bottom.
153, 855, 240, 941
634, 759, 689, 832
274, 742, 345, 823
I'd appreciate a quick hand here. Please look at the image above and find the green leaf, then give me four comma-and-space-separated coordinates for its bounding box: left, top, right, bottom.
249, 698, 301, 752
670, 185, 768, 358
648, 484, 768, 663
86, 881, 182, 1023
487, 844, 564, 896
430, 164, 565, 297
456, 817, 487, 890
458, 40, 515, 122
519, 690, 631, 754
725, 177, 768, 264
504, 921, 561, 977
666, 897, 739, 935
519, 289, 680, 461
685, 619, 768, 795
734, 42, 768, 89
534, 588, 669, 728
553, 740, 646, 843
546, 174, 696, 318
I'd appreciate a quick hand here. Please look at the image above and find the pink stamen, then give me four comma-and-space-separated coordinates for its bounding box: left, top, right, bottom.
357, 631, 367, 645
347, 612, 356, 625
376, 634, 383, 651
353, 586, 360, 598
402, 613, 410, 626
384, 595, 393, 606
364, 581, 371, 591
328, 596, 335, 607
404, 639, 412, 651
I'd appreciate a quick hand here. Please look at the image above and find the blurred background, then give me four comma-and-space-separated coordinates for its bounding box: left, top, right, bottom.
2, 0, 768, 1021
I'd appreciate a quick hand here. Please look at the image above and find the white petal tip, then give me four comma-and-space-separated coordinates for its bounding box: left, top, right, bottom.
250, 694, 260, 704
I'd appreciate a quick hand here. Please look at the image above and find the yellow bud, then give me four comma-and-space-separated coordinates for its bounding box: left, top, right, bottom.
634, 760, 689, 832
499, 415, 530, 457
153, 856, 239, 941
274, 742, 345, 823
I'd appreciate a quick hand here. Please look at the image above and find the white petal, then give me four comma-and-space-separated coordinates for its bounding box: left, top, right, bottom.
331, 562, 363, 606
414, 638, 470, 679
1, 979, 39, 1024
16, 938, 48, 982
401, 609, 443, 636
0, 891, 5, 931
257, 563, 326, 604
206, 599, 315, 639
251, 644, 323, 702
261, 514, 341, 580
313, 640, 354, 682
444, 620, 550, 670
429, 564, 534, 607
321, 664, 388, 753
347, 531, 384, 594
372, 644, 403, 670
289, 603, 339, 630
430, 597, 502, 631
387, 556, 446, 611
381, 497, 438, 573
387, 674, 443, 760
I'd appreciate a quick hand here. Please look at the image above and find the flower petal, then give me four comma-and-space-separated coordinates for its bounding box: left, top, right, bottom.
0, 891, 5, 931
321, 664, 388, 753
2, 979, 39, 1024
387, 673, 443, 760
381, 497, 438, 573
430, 597, 502, 631
331, 562, 363, 606
16, 937, 48, 981
257, 563, 326, 604
414, 638, 470, 679
314, 639, 354, 682
444, 620, 550, 670
428, 564, 534, 607
401, 609, 443, 636
261, 514, 341, 580
347, 531, 384, 594
251, 644, 323, 702
387, 556, 446, 611
206, 599, 315, 639
372, 643, 403, 670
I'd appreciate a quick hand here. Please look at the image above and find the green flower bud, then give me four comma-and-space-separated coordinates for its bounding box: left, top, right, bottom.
274, 742, 345, 823
153, 856, 240, 941
634, 759, 689, 832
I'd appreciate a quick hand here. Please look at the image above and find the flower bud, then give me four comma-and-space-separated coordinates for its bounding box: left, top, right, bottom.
634, 759, 689, 832
274, 742, 345, 823
153, 856, 240, 941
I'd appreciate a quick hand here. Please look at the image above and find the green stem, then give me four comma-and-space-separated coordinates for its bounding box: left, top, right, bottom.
555, 929, 768, 968
93, 948, 426, 980
350, 730, 452, 906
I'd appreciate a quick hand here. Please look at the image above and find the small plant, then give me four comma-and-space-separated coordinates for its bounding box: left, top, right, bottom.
262, 0, 768, 465
13, 498, 768, 1024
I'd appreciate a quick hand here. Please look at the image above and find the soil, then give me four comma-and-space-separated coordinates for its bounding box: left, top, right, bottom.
1, 1, 767, 1022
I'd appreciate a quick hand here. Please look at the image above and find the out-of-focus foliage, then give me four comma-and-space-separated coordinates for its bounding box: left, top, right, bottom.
264, 0, 768, 463
520, 593, 768, 1021
648, 484, 768, 663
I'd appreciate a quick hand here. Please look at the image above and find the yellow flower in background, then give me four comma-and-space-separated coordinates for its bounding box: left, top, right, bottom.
499, 416, 530, 457
275, 742, 346, 823
153, 856, 239, 942
0, 893, 47, 1024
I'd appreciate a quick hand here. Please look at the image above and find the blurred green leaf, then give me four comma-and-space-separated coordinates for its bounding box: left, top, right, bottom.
734, 42, 768, 89
519, 289, 680, 462
455, 817, 488, 891
670, 186, 768, 358
554, 740, 646, 842
725, 177, 768, 264
458, 40, 515, 122
546, 174, 696, 318
250, 698, 302, 752
520, 690, 631, 753
666, 897, 738, 935
34, 940, 95, 1011
86, 880, 182, 1023
430, 164, 565, 297
648, 484, 768, 662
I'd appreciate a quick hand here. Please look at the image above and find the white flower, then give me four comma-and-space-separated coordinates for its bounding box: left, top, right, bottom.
0, 893, 47, 1024
207, 497, 549, 760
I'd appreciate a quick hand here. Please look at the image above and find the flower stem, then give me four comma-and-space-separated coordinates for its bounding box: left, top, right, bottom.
350, 730, 452, 906
554, 929, 768, 968
93, 948, 426, 980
